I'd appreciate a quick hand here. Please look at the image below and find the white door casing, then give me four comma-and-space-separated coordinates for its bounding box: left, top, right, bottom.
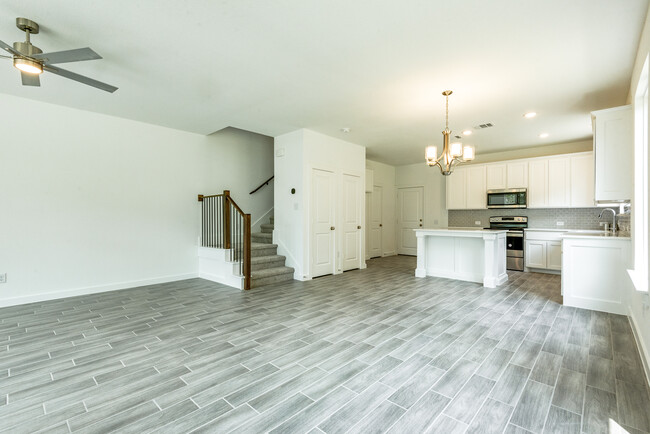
342, 174, 361, 271
397, 186, 423, 255
311, 168, 335, 277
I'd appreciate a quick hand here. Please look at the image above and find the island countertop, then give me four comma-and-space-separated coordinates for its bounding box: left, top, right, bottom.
415, 228, 508, 237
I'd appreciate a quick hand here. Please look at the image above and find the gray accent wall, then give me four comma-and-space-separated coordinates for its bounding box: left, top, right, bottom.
448, 208, 626, 230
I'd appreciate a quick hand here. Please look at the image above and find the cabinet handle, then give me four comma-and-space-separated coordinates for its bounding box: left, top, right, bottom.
330, 226, 335, 230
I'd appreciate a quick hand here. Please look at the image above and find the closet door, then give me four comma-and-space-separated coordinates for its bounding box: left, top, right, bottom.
341, 174, 362, 271
311, 169, 336, 277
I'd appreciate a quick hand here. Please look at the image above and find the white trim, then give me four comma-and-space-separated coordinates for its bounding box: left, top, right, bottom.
0, 273, 198, 308
629, 308, 650, 389
252, 207, 274, 233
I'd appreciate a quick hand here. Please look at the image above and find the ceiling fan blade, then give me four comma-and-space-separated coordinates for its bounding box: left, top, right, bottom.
33, 47, 102, 65
43, 64, 117, 93
0, 39, 21, 57
21, 72, 40, 87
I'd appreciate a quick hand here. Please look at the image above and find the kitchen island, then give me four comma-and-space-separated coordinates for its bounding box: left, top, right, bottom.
414, 228, 508, 288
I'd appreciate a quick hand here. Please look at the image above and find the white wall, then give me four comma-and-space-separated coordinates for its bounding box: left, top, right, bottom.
395, 163, 448, 229
366, 160, 396, 256
273, 130, 305, 277
274, 129, 366, 280
0, 94, 273, 307
628, 6, 650, 380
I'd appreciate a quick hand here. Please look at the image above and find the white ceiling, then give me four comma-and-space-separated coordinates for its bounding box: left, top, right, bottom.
0, 0, 647, 165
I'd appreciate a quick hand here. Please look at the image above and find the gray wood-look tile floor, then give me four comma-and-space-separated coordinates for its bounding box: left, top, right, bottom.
1, 255, 649, 433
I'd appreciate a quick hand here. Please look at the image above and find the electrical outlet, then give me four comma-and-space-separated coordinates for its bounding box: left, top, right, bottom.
0, 273, 6, 283
475, 221, 481, 226
556, 221, 565, 226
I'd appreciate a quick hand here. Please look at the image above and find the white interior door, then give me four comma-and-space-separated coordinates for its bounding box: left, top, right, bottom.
369, 185, 382, 258
342, 174, 361, 271
397, 186, 423, 255
311, 168, 335, 277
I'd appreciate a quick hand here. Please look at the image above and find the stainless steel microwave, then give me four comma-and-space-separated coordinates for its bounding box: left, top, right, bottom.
487, 188, 527, 208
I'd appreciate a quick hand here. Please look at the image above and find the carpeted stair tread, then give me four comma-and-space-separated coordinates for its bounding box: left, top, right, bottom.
251, 255, 286, 264
251, 266, 295, 279
251, 242, 277, 249
261, 223, 274, 233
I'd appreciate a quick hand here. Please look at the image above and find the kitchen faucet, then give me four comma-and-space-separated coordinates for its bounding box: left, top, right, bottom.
599, 208, 617, 234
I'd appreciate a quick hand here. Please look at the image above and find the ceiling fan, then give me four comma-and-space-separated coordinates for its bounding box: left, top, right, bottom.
0, 17, 117, 93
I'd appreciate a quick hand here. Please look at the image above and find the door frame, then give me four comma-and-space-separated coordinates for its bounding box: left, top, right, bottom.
396, 184, 424, 255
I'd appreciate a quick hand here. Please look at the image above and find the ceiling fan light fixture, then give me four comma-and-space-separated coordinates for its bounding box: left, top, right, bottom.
14, 57, 42, 74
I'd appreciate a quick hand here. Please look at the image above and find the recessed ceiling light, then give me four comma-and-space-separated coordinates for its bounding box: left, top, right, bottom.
462, 130, 472, 135
341, 128, 351, 133
524, 112, 537, 118
539, 133, 549, 138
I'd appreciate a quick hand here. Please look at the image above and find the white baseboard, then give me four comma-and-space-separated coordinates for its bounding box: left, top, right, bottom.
199, 271, 243, 290
0, 273, 198, 308
628, 308, 650, 388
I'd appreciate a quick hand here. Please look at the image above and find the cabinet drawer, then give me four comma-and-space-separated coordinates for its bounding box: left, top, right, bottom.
525, 231, 566, 242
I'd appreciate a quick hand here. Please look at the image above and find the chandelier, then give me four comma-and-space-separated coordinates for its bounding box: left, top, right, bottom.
425, 90, 476, 175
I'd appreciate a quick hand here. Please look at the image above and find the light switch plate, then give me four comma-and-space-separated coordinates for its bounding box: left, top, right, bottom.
556, 221, 565, 226
0, 273, 6, 283
475, 221, 481, 225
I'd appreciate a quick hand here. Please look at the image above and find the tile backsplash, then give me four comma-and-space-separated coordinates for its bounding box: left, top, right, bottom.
449, 208, 630, 231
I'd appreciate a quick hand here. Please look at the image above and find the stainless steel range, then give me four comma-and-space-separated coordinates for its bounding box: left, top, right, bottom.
487, 216, 528, 271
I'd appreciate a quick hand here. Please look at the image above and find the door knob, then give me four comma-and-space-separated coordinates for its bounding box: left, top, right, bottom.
330, 226, 335, 230
379, 224, 383, 227
419, 219, 422, 222
357, 225, 361, 229
419, 224, 423, 227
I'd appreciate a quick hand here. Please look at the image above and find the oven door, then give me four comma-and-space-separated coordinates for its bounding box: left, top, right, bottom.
506, 231, 524, 257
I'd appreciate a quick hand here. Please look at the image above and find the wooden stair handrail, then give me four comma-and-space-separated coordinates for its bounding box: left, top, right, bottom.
249, 176, 274, 195
198, 190, 251, 290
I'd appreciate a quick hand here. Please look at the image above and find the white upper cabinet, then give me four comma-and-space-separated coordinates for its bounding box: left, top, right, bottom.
528, 159, 548, 208
570, 153, 595, 207
486, 164, 507, 190
506, 161, 528, 188
466, 165, 487, 209
547, 156, 571, 207
446, 166, 467, 210
447, 151, 593, 210
592, 105, 633, 202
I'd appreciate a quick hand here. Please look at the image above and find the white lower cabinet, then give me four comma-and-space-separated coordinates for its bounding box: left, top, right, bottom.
562, 236, 631, 314
525, 231, 565, 272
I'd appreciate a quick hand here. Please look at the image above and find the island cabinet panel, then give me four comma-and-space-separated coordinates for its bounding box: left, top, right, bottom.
562, 236, 631, 314
415, 229, 508, 288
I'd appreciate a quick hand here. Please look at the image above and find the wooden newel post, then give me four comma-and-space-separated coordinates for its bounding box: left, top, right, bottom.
223, 190, 231, 249
243, 213, 251, 290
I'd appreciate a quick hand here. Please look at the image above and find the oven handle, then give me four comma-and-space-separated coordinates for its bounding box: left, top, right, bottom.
506, 232, 524, 238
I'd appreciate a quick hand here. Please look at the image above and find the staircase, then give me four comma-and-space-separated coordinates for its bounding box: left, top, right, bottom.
250, 217, 295, 288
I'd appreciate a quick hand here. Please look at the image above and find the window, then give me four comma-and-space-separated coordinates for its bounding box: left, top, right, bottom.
631, 55, 649, 292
